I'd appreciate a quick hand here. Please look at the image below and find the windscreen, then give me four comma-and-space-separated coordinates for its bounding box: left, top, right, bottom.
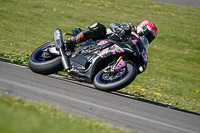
140, 37, 149, 53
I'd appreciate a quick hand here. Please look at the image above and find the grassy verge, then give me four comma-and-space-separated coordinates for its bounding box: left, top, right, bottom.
0, 0, 199, 114
0, 94, 135, 133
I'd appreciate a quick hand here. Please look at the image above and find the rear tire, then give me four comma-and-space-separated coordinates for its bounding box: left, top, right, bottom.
93, 62, 137, 92
28, 42, 63, 75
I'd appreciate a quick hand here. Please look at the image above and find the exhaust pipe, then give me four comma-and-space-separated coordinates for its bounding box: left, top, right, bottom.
54, 28, 70, 71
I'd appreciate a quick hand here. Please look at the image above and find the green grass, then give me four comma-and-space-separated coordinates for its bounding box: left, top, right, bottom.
0, 0, 199, 115
0, 94, 134, 133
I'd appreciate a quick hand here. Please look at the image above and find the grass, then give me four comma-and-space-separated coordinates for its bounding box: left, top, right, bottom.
0, 94, 134, 133
0, 0, 199, 115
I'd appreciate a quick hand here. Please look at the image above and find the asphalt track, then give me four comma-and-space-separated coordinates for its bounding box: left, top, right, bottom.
0, 60, 200, 133
147, 0, 200, 7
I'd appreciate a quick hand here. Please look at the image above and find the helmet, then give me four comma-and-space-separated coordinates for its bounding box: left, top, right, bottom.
137, 20, 158, 43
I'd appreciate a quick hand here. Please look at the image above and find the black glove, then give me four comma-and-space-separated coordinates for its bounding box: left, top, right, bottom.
110, 23, 124, 35
120, 22, 134, 35
113, 26, 125, 38
114, 26, 125, 35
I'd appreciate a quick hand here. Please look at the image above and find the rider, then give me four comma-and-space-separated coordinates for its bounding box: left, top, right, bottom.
62, 20, 158, 73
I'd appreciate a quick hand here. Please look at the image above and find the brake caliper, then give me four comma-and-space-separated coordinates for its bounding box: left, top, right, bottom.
114, 59, 126, 72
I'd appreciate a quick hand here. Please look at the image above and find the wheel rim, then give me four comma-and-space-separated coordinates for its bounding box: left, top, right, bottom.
97, 65, 130, 84
33, 44, 58, 63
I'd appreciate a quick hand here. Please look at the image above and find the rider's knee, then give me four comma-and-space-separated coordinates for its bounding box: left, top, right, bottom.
83, 22, 107, 40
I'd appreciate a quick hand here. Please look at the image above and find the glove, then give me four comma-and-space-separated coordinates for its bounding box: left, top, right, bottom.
113, 26, 125, 37
120, 22, 134, 35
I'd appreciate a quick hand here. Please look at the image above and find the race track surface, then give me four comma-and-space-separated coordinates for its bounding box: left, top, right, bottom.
0, 61, 199, 133
147, 0, 200, 6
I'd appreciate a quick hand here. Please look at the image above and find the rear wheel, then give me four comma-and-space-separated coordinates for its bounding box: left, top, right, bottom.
28, 42, 63, 75
93, 62, 137, 92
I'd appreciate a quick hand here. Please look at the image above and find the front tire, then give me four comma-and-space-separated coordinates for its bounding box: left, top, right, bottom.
28, 42, 63, 75
93, 62, 137, 92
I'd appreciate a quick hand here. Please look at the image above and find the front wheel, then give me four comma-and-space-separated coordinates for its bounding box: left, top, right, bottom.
93, 62, 137, 92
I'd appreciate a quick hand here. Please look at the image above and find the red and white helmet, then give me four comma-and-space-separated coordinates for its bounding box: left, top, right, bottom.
137, 20, 158, 43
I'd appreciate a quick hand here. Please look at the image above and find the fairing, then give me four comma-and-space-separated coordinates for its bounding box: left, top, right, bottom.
69, 40, 136, 82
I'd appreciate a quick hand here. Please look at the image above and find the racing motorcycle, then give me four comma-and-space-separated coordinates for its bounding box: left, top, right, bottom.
28, 27, 147, 92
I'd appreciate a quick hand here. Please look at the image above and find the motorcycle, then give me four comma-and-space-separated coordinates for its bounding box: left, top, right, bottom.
28, 27, 147, 92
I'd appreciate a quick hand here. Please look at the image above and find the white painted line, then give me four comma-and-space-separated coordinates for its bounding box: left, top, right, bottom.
0, 77, 198, 133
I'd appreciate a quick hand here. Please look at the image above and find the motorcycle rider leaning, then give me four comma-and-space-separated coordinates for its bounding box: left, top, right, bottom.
60, 20, 158, 74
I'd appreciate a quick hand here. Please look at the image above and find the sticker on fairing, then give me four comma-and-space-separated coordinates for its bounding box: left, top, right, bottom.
97, 41, 108, 46
95, 44, 124, 58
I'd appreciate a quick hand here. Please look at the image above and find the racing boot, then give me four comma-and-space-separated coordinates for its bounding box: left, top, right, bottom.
64, 32, 87, 51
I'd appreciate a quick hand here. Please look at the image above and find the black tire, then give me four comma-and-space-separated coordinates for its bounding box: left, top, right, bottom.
28, 42, 63, 75
93, 62, 137, 92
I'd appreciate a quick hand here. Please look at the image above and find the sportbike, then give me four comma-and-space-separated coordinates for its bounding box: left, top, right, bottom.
29, 28, 147, 92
